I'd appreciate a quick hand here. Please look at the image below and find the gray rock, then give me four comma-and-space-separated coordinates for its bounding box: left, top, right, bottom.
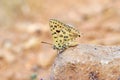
50, 44, 120, 80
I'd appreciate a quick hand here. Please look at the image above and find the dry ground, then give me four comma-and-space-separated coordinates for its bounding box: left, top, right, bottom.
0, 0, 120, 80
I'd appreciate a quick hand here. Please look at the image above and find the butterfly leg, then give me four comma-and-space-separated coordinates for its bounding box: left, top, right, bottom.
53, 45, 65, 54
58, 49, 65, 54
58, 44, 67, 54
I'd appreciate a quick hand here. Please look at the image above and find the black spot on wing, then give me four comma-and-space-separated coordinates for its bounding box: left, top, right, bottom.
52, 27, 55, 30
54, 36, 57, 38
54, 25, 57, 28
56, 30, 60, 33
50, 25, 53, 27
59, 34, 63, 37
52, 32, 56, 35
62, 30, 66, 34
64, 39, 67, 41
64, 36, 68, 38
59, 45, 61, 48
68, 28, 71, 32
59, 40, 62, 42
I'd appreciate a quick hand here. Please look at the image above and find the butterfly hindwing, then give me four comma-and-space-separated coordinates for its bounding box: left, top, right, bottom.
49, 19, 80, 52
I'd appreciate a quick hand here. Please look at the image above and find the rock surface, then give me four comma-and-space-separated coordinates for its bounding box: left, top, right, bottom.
50, 44, 120, 80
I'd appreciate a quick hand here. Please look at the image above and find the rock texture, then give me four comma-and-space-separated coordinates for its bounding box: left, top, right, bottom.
50, 44, 120, 80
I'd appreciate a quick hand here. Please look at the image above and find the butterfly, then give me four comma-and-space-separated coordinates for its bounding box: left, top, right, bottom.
49, 19, 81, 53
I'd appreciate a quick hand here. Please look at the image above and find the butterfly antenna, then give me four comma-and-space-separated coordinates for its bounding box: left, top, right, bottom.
41, 41, 53, 45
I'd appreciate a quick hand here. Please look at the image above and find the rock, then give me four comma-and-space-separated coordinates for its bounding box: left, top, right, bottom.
50, 44, 120, 80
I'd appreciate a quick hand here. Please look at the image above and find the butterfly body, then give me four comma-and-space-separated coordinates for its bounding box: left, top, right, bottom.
49, 19, 80, 53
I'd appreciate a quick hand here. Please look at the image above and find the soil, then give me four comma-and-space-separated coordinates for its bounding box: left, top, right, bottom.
0, 0, 120, 80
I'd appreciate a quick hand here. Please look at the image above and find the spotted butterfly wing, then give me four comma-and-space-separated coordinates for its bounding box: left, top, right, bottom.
49, 19, 80, 52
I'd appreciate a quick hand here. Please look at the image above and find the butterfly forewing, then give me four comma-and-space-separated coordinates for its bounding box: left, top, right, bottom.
49, 19, 80, 52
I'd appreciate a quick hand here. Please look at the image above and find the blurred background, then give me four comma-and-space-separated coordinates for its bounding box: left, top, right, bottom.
0, 0, 120, 80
